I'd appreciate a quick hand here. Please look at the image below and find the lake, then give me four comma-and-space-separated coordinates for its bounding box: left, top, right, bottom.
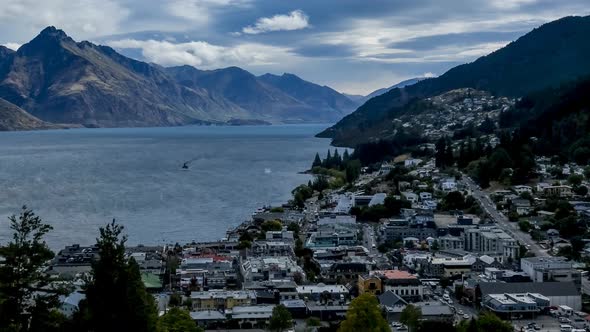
0, 125, 332, 249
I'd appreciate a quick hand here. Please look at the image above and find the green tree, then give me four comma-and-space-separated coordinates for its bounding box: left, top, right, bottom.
339, 294, 390, 332
159, 307, 201, 332
441, 191, 466, 211
518, 220, 532, 232
568, 174, 583, 186
0, 206, 66, 332
261, 220, 283, 232
476, 313, 512, 332
400, 304, 422, 332
168, 293, 182, 307
269, 304, 293, 332
312, 153, 322, 168
345, 160, 362, 183
82, 220, 158, 332
306, 317, 321, 327
430, 240, 440, 251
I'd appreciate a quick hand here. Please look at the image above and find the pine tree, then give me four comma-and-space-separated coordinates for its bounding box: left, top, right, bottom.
333, 149, 342, 169
324, 150, 332, 168
312, 153, 322, 168
342, 149, 350, 164
82, 220, 158, 332
0, 206, 66, 331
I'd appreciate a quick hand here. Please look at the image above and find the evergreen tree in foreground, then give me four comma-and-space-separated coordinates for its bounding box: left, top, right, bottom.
0, 206, 67, 332
81, 220, 158, 332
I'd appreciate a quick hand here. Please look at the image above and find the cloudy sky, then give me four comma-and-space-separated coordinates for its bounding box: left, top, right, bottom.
0, 0, 588, 95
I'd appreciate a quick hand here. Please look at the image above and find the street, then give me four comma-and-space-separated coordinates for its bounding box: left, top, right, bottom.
462, 176, 549, 257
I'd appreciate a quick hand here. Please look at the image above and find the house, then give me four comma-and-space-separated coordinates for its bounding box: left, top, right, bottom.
379, 291, 408, 322
401, 192, 418, 203
546, 229, 560, 238
59, 292, 85, 318
440, 179, 457, 192
419, 192, 433, 201
513, 185, 533, 195
511, 199, 532, 216
471, 255, 504, 272
404, 158, 423, 167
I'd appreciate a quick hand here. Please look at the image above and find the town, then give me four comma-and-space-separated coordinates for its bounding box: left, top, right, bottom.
45, 135, 590, 332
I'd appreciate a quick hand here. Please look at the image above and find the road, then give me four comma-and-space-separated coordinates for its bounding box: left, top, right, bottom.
363, 224, 378, 255
462, 176, 549, 257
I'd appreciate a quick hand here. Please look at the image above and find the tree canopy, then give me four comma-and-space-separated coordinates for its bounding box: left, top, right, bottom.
339, 293, 391, 332
268, 304, 293, 332
159, 307, 201, 332
0, 206, 67, 332
80, 220, 158, 332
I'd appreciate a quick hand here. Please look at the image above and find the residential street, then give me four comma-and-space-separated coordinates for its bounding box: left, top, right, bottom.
462, 176, 549, 257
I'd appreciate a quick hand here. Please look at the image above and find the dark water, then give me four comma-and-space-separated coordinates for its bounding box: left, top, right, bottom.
0, 125, 332, 249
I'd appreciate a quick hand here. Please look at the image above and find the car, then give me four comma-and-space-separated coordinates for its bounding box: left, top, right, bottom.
458, 310, 464, 315
463, 314, 470, 319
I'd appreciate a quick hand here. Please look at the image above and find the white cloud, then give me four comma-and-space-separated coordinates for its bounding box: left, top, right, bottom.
242, 10, 309, 34
2, 42, 21, 51
489, 0, 538, 10
0, 0, 130, 41
107, 38, 298, 69
167, 0, 250, 26
423, 72, 436, 78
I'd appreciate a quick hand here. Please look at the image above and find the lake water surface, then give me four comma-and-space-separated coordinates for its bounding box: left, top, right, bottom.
0, 125, 332, 249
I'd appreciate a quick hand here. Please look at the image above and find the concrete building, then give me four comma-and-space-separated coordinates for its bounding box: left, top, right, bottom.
521, 257, 581, 290
464, 226, 519, 260
479, 282, 581, 310
438, 235, 464, 250
482, 292, 550, 319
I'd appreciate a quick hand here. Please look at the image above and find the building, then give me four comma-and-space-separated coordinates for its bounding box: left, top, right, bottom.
438, 235, 464, 250
49, 244, 99, 276
424, 256, 475, 278
382, 223, 437, 242
228, 305, 276, 329
513, 185, 533, 194
543, 185, 573, 197
464, 226, 519, 259
512, 199, 532, 216
482, 292, 550, 319
59, 292, 85, 318
306, 223, 358, 249
358, 274, 383, 295
478, 282, 581, 310
373, 270, 424, 301
240, 256, 304, 282
520, 257, 581, 290
296, 284, 349, 301
190, 290, 257, 311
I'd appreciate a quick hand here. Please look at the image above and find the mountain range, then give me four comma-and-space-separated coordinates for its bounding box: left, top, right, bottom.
320, 15, 590, 146
345, 77, 426, 105
0, 27, 359, 130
